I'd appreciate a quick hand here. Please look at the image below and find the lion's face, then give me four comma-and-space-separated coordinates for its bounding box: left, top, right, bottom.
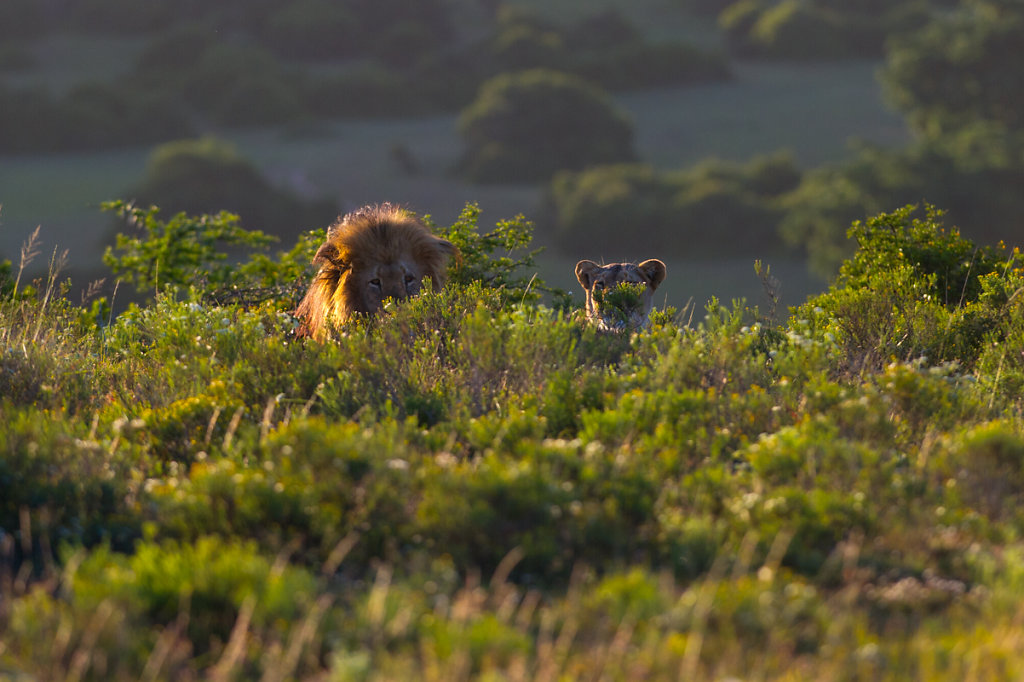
346, 256, 434, 314
294, 204, 458, 339
575, 259, 667, 331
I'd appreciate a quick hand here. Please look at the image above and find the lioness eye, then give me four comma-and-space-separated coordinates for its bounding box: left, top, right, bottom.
404, 274, 416, 284
370, 278, 382, 288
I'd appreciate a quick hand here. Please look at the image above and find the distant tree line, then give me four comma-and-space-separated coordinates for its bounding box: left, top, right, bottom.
683, 0, 961, 60
544, 0, 1024, 274
0, 1, 726, 153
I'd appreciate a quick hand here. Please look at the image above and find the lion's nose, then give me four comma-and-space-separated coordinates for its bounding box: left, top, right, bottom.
385, 283, 408, 299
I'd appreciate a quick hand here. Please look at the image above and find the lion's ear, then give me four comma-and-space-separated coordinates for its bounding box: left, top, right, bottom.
434, 237, 458, 261
575, 260, 600, 289
312, 243, 341, 267
639, 259, 667, 290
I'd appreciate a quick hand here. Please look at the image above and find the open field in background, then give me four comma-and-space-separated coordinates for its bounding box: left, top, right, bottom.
1, 52, 898, 310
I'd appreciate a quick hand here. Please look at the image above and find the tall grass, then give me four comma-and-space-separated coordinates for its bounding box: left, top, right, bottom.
3, 205, 1024, 679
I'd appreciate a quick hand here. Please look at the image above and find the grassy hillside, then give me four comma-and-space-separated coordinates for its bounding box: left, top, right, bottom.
3, 203, 1024, 680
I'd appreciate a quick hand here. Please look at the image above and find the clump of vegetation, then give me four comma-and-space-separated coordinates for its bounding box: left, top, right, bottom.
0, 2, 726, 153
5, 200, 1024, 679
124, 137, 339, 241
790, 203, 1024, 377
718, 0, 930, 60
544, 152, 801, 256
457, 69, 636, 183
593, 280, 649, 328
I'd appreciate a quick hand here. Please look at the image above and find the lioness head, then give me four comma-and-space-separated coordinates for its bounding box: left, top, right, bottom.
295, 203, 458, 338
575, 259, 667, 331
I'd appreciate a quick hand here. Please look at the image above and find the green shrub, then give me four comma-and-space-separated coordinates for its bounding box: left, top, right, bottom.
61, 82, 194, 148
0, 409, 143, 566
936, 422, 1024, 524
10, 198, 1024, 679
71, 537, 319, 657
722, 0, 922, 60
782, 132, 1024, 276
545, 153, 800, 256
122, 137, 338, 244
457, 69, 635, 183
791, 204, 1022, 375
881, 1, 1024, 137
102, 199, 275, 297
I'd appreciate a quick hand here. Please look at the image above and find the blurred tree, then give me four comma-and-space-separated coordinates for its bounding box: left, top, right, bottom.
882, 0, 1024, 137
781, 131, 1024, 276
722, 0, 930, 60
129, 138, 338, 240
544, 153, 800, 256
457, 69, 635, 183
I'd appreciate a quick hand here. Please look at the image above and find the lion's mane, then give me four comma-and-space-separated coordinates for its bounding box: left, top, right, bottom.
295, 203, 457, 338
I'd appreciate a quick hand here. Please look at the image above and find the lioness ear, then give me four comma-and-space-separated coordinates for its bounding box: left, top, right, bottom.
312, 243, 341, 268
575, 260, 600, 289
639, 259, 667, 290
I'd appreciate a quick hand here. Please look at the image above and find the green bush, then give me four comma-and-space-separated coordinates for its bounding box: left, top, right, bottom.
545, 153, 800, 256
722, 0, 926, 60
69, 537, 319, 658
123, 137, 338, 245
0, 409, 143, 566
457, 69, 636, 183
790, 204, 1022, 375
12, 198, 1024, 679
881, 1, 1024, 137
781, 131, 1024, 276
183, 43, 308, 125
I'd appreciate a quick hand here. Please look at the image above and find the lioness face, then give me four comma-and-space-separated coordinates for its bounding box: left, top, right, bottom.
575, 259, 667, 331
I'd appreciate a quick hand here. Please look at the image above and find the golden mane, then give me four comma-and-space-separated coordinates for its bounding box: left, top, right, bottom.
295, 204, 457, 339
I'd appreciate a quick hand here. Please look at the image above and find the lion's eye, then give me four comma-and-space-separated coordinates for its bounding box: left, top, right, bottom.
404, 274, 416, 284
369, 278, 382, 289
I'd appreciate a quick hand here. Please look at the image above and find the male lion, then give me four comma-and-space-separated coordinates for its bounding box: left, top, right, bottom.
575, 259, 667, 331
295, 203, 457, 338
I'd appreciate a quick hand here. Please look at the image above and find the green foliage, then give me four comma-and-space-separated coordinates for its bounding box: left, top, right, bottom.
545, 152, 800, 256
433, 202, 565, 307
128, 137, 338, 237
102, 200, 276, 297
881, 0, 1024, 138
791, 204, 1023, 375
721, 0, 929, 59
10, 202, 1024, 679
457, 69, 636, 183
781, 131, 1024, 276
0, 0, 727, 154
